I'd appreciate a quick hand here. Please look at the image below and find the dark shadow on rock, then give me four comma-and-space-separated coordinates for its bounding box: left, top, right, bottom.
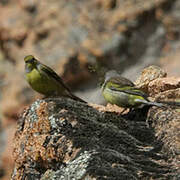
11, 98, 178, 179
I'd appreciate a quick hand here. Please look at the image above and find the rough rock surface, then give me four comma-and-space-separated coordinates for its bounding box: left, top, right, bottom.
135, 65, 167, 93
1, 0, 180, 179
12, 98, 180, 180
148, 77, 180, 97
11, 65, 180, 179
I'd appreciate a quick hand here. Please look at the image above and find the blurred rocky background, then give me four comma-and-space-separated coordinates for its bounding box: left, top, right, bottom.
0, 0, 180, 179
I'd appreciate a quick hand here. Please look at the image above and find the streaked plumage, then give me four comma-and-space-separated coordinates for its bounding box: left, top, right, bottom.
24, 55, 86, 103
102, 70, 165, 108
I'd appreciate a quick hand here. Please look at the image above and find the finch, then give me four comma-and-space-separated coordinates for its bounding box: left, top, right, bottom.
102, 70, 166, 108
24, 55, 86, 103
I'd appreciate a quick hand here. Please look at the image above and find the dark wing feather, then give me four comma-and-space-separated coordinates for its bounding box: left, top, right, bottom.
109, 86, 148, 99
38, 62, 86, 103
39, 63, 72, 92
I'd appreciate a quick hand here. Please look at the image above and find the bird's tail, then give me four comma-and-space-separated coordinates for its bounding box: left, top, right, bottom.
145, 101, 167, 107
135, 99, 180, 108
67, 91, 86, 103
71, 94, 86, 103
135, 99, 167, 108
156, 101, 180, 107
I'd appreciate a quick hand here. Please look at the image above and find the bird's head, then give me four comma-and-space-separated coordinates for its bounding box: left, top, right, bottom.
24, 55, 39, 72
102, 70, 134, 89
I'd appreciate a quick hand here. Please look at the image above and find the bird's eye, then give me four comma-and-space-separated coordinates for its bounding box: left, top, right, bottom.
26, 59, 33, 63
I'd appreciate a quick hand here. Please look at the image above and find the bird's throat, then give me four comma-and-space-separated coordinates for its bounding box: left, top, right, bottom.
25, 64, 33, 73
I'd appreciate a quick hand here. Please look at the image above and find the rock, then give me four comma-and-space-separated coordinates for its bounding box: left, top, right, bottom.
12, 98, 179, 179
0, 0, 180, 179
154, 88, 180, 104
135, 65, 167, 93
148, 106, 180, 157
148, 77, 180, 97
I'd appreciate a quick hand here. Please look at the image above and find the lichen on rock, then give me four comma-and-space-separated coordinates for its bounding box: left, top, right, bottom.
12, 93, 180, 179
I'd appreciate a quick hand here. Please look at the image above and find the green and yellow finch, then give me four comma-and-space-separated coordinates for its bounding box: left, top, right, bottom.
24, 55, 86, 103
102, 70, 167, 108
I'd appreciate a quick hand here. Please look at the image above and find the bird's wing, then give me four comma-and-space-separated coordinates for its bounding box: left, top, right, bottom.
38, 63, 72, 92
109, 86, 148, 99
109, 77, 135, 87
